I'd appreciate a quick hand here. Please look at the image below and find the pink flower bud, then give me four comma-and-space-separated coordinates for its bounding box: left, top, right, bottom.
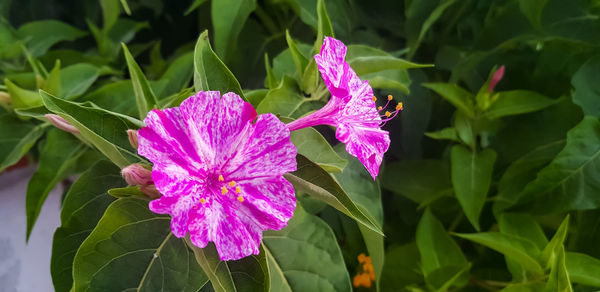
127, 129, 139, 149
45, 114, 80, 134
121, 164, 153, 185
488, 65, 505, 93
140, 184, 161, 199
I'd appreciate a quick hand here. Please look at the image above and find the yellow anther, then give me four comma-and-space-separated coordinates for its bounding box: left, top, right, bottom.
377, 106, 382, 111
221, 186, 228, 195
218, 174, 224, 182
372, 96, 377, 102
228, 181, 236, 187
200, 198, 206, 204
385, 111, 391, 117
387, 95, 393, 101
237, 195, 244, 202
236, 186, 241, 193
396, 102, 403, 111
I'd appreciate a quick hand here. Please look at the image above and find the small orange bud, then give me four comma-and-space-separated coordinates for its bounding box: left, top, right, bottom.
387, 95, 393, 101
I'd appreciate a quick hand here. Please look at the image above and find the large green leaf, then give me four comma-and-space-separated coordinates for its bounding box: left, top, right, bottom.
544, 245, 572, 292
211, 0, 257, 61
17, 20, 86, 56
380, 243, 424, 291
333, 145, 383, 290
59, 63, 100, 99
382, 159, 452, 204
262, 205, 352, 292
50, 161, 121, 292
79, 80, 137, 116
450, 145, 497, 231
156, 51, 194, 98
565, 252, 600, 287
71, 198, 208, 291
453, 232, 543, 274
416, 209, 469, 290
26, 129, 87, 240
484, 90, 558, 119
5, 78, 42, 108
40, 90, 142, 168
257, 76, 324, 119
284, 155, 383, 235
423, 83, 475, 118
513, 117, 600, 213
289, 125, 347, 173
187, 240, 269, 292
193, 30, 244, 98
122, 43, 159, 119
0, 108, 46, 171
406, 0, 458, 59
572, 55, 600, 117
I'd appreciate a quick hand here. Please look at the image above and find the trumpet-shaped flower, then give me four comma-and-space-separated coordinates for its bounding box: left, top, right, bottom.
137, 91, 297, 261
287, 37, 399, 179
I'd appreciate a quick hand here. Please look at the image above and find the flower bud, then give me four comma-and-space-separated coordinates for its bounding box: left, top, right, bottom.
140, 184, 161, 199
45, 114, 80, 134
121, 164, 153, 185
127, 129, 139, 149
0, 91, 11, 105
488, 65, 505, 93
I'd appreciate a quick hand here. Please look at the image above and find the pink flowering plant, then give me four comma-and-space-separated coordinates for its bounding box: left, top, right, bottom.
7, 0, 597, 291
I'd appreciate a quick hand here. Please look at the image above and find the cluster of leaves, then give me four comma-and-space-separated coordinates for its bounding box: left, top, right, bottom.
1, 0, 600, 291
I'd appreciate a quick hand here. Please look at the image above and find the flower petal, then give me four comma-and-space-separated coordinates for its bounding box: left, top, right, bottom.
336, 124, 390, 179
224, 113, 297, 180
236, 176, 296, 230
314, 37, 355, 99
179, 91, 257, 168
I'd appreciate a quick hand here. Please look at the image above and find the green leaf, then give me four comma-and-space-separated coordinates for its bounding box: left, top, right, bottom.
406, 0, 458, 59
5, 78, 42, 108
493, 141, 565, 214
544, 245, 572, 292
284, 154, 383, 235
484, 90, 558, 119
572, 55, 600, 117
498, 213, 547, 250
0, 108, 46, 171
72, 198, 208, 291
540, 215, 570, 269
565, 252, 600, 287
187, 240, 268, 292
41, 60, 61, 96
40, 90, 142, 168
79, 80, 136, 116
513, 117, 600, 213
26, 129, 86, 240
425, 127, 460, 142
313, 0, 334, 54
99, 0, 120, 30
211, 0, 257, 61
184, 0, 209, 15
416, 209, 469, 290
107, 185, 148, 199
156, 51, 194, 98
50, 161, 121, 292
380, 243, 424, 291
262, 205, 352, 292
289, 125, 347, 173
193, 30, 244, 98
423, 83, 475, 118
122, 43, 159, 119
500, 282, 546, 292
348, 56, 431, 76
518, 0, 548, 30
17, 20, 86, 56
60, 63, 100, 99
450, 145, 497, 231
381, 160, 452, 204
285, 30, 309, 78
453, 232, 543, 274
257, 76, 323, 118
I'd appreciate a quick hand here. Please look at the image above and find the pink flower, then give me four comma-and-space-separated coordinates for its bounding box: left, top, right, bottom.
287, 37, 398, 179
488, 65, 505, 92
121, 164, 153, 185
137, 91, 297, 261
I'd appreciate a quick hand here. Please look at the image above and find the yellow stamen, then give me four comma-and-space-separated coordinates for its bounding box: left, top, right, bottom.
218, 174, 224, 182
385, 111, 391, 117
396, 102, 403, 111
377, 106, 382, 111
221, 186, 228, 195
236, 186, 241, 193
228, 181, 236, 187
372, 96, 377, 102
200, 198, 206, 204
237, 195, 244, 202
387, 95, 393, 101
